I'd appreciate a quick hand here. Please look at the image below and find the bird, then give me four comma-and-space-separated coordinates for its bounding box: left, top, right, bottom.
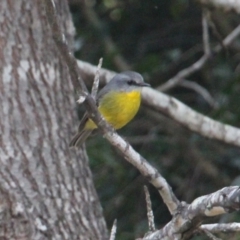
69, 71, 150, 147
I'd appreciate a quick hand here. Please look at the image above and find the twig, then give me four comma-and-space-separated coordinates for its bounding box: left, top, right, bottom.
158, 24, 240, 92
77, 59, 115, 85
81, 1, 130, 71
144, 186, 155, 232
202, 8, 211, 56
158, 54, 208, 91
216, 24, 240, 50
178, 79, 218, 108
109, 219, 117, 240
202, 229, 222, 240
76, 19, 240, 88
91, 58, 103, 100
207, 13, 226, 52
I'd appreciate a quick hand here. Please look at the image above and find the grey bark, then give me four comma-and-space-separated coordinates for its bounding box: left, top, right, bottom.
0, 0, 107, 239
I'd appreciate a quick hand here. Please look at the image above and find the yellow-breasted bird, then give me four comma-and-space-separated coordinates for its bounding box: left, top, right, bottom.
69, 71, 150, 147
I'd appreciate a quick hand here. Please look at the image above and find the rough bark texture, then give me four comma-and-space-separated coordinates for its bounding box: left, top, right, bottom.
0, 0, 107, 239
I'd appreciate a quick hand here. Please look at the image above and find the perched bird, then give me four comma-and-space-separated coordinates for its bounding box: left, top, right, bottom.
69, 71, 150, 147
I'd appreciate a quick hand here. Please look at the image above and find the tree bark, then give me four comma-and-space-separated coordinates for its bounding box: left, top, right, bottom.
0, 0, 107, 239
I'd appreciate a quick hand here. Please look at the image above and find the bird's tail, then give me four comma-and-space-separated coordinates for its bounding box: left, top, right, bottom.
69, 129, 92, 147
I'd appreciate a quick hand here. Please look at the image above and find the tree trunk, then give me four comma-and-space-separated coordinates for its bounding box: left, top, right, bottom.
0, 0, 107, 239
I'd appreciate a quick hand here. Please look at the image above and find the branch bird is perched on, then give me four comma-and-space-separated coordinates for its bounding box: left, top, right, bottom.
70, 71, 150, 147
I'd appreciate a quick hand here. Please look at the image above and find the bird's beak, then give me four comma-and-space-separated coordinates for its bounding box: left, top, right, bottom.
139, 82, 151, 87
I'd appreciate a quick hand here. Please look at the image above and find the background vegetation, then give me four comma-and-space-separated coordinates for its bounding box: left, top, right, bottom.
69, 0, 240, 239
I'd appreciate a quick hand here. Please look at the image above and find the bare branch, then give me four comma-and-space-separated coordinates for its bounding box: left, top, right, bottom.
144, 186, 155, 232
99, 130, 180, 214
187, 186, 240, 217
81, 1, 129, 71
202, 229, 222, 240
207, 13, 226, 51
77, 23, 240, 91
158, 54, 208, 92
77, 59, 115, 85
142, 186, 240, 240
198, 0, 240, 13
143, 88, 240, 147
200, 223, 240, 233
217, 23, 240, 49
109, 219, 117, 240
202, 8, 211, 56
158, 24, 240, 92
91, 58, 103, 100
178, 79, 218, 108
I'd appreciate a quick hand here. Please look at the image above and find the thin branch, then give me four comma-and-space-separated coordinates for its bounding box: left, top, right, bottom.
216, 24, 240, 50
158, 24, 240, 92
77, 59, 115, 85
91, 58, 103, 100
44, 0, 180, 215
202, 229, 222, 240
109, 219, 117, 240
144, 186, 155, 232
178, 79, 218, 108
158, 54, 208, 92
202, 8, 211, 56
97, 129, 180, 215
200, 223, 240, 233
143, 87, 240, 147
81, 1, 130, 71
75, 19, 240, 88
207, 13, 226, 52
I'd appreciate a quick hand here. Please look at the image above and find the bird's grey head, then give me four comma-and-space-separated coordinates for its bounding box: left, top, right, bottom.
109, 71, 150, 92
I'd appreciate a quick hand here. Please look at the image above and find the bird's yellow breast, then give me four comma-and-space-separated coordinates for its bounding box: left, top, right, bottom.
85, 91, 141, 130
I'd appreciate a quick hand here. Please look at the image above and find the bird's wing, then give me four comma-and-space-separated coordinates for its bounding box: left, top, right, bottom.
77, 90, 104, 132
78, 79, 114, 132
97, 83, 111, 102
78, 112, 89, 132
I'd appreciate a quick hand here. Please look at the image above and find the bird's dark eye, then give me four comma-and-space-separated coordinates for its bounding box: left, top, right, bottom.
128, 80, 135, 85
